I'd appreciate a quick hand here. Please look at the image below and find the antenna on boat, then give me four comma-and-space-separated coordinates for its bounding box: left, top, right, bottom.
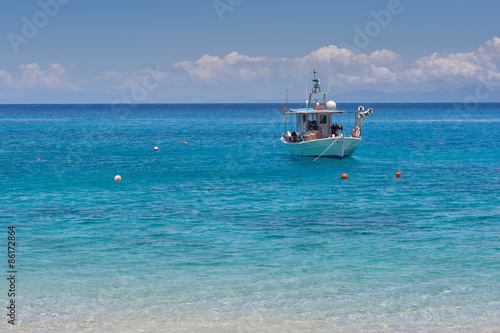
328, 68, 330, 94
279, 90, 288, 116
305, 72, 308, 102
279, 90, 288, 136
286, 89, 288, 111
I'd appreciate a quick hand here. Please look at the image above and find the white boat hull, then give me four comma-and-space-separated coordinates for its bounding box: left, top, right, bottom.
281, 136, 363, 157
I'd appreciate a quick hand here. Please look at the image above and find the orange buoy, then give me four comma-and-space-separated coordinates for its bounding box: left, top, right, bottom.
114, 175, 121, 181
341, 173, 348, 179
37, 157, 40, 160
184, 141, 188, 144
154, 146, 158, 151
396, 172, 401, 178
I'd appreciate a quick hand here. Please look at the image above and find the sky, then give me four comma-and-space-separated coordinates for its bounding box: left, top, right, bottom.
1, 0, 500, 103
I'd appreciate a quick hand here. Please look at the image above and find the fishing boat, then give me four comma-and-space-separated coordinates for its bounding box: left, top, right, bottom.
280, 70, 373, 158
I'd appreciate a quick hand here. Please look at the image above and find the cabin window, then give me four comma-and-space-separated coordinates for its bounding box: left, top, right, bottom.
306, 113, 319, 131
307, 113, 317, 122
319, 115, 327, 124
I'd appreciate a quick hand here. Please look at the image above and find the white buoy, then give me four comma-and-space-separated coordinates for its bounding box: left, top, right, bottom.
326, 100, 336, 110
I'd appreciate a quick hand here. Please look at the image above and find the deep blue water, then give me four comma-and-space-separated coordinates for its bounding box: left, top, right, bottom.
1, 103, 499, 332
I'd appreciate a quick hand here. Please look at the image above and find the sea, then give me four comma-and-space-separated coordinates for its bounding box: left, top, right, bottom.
1, 103, 499, 332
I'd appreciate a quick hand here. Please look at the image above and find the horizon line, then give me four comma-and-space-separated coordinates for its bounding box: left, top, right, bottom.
2, 102, 500, 106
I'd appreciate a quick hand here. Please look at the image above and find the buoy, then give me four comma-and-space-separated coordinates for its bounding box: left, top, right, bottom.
341, 173, 348, 179
37, 158, 40, 160
396, 172, 401, 178
114, 175, 121, 181
154, 146, 158, 151
184, 141, 188, 144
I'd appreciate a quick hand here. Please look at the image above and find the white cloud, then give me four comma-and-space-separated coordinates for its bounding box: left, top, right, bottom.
0, 70, 14, 86
0, 63, 80, 91
407, 52, 483, 83
167, 45, 405, 90
173, 52, 270, 85
167, 37, 500, 89
477, 36, 500, 65
402, 37, 500, 85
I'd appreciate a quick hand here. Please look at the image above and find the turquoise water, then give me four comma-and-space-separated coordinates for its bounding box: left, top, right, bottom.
1, 103, 499, 332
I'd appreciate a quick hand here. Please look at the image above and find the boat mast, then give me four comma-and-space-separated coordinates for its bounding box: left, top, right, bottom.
279, 91, 288, 137
284, 104, 286, 136
307, 69, 316, 109
324, 71, 328, 105
286, 90, 290, 132
305, 72, 308, 105
328, 70, 330, 95
308, 69, 329, 107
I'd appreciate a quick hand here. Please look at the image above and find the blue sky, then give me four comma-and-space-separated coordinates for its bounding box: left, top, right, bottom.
1, 0, 500, 103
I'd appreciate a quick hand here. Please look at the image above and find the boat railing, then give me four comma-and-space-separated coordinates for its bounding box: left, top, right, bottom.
285, 129, 362, 143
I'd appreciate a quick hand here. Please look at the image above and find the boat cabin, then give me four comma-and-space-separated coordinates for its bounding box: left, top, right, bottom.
286, 109, 346, 142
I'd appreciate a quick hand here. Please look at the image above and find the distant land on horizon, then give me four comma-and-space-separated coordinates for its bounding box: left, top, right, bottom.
1, 85, 499, 104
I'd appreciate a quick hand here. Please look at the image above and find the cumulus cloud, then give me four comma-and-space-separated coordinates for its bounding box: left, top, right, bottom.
477, 36, 500, 65
173, 52, 270, 85
0, 70, 14, 86
168, 37, 500, 89
0, 63, 80, 91
169, 45, 403, 87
